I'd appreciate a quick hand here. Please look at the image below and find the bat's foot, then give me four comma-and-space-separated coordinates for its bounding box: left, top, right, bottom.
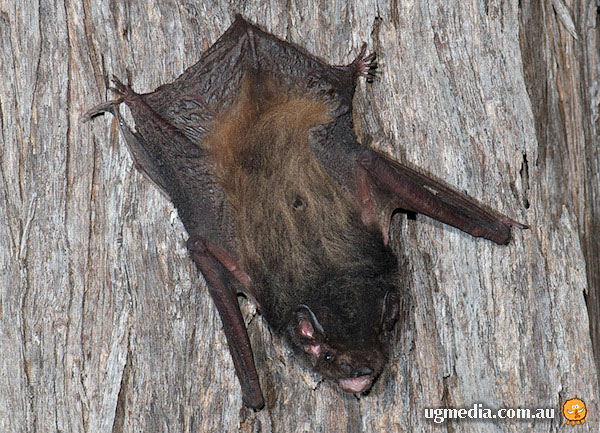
351, 43, 378, 82
81, 76, 134, 123
110, 76, 138, 100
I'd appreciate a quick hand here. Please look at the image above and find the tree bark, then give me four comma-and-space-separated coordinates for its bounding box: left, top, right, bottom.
1, 1, 598, 432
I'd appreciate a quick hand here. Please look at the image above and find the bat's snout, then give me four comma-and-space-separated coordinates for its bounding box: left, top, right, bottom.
338, 375, 374, 393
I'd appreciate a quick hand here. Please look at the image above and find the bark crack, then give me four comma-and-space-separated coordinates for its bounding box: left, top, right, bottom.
82, 0, 105, 98
519, 152, 530, 209
111, 341, 132, 433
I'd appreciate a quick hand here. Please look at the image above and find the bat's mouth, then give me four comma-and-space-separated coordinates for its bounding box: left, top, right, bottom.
338, 375, 373, 393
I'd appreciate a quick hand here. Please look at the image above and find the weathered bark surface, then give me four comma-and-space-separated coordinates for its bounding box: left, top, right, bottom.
1, 1, 598, 432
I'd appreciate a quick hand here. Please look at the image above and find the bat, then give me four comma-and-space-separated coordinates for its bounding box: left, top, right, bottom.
83, 15, 526, 410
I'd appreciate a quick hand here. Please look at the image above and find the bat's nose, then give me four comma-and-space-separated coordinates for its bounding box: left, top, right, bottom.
355, 366, 374, 377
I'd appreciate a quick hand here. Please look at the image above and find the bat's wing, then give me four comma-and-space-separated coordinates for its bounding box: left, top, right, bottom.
84, 82, 263, 408
310, 112, 527, 245
358, 151, 528, 244
294, 47, 527, 246
186, 236, 263, 409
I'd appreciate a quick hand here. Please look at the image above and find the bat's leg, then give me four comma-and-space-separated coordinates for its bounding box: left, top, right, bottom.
358, 150, 527, 245
205, 244, 260, 306
187, 236, 265, 410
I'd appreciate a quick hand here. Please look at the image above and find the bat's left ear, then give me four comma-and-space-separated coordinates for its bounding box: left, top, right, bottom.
288, 305, 330, 362
380, 290, 399, 332
288, 304, 326, 342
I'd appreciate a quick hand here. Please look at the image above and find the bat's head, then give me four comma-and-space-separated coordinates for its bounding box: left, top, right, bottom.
286, 286, 399, 394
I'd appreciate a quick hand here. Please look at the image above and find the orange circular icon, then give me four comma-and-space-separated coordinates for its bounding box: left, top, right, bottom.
562, 398, 587, 425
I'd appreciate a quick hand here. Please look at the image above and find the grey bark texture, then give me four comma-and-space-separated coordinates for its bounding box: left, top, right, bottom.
1, 1, 598, 432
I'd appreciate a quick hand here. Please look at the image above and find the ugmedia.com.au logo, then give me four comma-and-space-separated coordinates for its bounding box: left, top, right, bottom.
424, 403, 555, 424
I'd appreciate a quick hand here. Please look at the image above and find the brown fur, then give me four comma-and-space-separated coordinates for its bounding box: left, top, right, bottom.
205, 76, 397, 343
207, 77, 359, 271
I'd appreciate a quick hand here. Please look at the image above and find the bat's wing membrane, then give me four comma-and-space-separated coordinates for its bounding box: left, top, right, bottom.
84, 86, 264, 408
144, 15, 354, 145
357, 150, 527, 245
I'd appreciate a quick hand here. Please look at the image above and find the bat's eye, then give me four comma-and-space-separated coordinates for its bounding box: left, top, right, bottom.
323, 352, 334, 362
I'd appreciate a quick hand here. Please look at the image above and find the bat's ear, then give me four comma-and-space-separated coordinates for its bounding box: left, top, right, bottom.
288, 304, 326, 343
288, 305, 330, 362
380, 290, 399, 332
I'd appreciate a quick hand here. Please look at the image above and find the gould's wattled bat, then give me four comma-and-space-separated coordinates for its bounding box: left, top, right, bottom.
84, 15, 526, 409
